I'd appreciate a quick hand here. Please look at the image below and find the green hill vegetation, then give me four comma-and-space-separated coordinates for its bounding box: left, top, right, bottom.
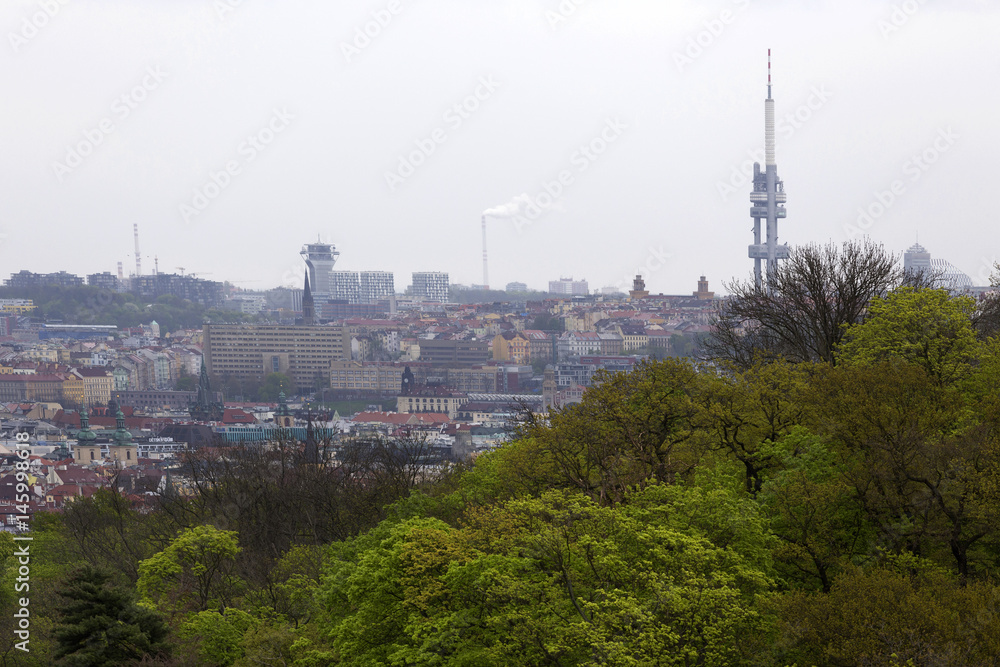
3, 277, 1000, 665
0, 285, 260, 332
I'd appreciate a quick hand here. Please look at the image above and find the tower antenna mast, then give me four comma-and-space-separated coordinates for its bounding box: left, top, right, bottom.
748, 48, 789, 290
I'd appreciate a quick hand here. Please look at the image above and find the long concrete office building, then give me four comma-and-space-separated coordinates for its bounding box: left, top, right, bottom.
203, 323, 351, 391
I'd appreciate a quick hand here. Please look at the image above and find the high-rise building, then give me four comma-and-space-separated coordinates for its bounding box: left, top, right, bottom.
747, 50, 789, 289
549, 278, 589, 296
87, 272, 119, 290
300, 240, 340, 299
506, 282, 528, 293
903, 243, 932, 275
330, 271, 361, 303
360, 271, 395, 304
130, 273, 224, 307
412, 272, 449, 302
328, 271, 395, 304
5, 270, 84, 288
904, 243, 975, 292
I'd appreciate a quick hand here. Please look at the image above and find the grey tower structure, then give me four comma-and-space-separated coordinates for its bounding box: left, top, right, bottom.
300, 240, 340, 299
748, 50, 789, 289
903, 242, 932, 275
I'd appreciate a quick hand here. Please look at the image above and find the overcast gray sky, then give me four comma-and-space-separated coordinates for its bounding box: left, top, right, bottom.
2, 0, 997, 295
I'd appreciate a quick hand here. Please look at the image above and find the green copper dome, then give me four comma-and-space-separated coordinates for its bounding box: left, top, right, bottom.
113, 408, 132, 446
77, 410, 98, 444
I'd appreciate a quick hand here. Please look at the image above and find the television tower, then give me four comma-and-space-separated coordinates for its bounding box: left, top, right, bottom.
749, 49, 788, 289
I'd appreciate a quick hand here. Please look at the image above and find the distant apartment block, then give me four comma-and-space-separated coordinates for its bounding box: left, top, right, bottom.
418, 338, 490, 365
329, 271, 395, 305
444, 365, 499, 393
131, 273, 224, 307
203, 323, 351, 391
6, 270, 84, 288
87, 272, 120, 291
114, 390, 198, 410
266, 287, 303, 312
397, 390, 468, 419
549, 277, 589, 296
225, 293, 268, 315
330, 271, 361, 303
505, 282, 528, 293
330, 360, 429, 393
360, 271, 395, 303
412, 272, 449, 302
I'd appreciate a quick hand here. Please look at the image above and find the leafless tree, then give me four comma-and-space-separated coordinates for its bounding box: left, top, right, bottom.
158, 431, 436, 614
705, 240, 900, 367
972, 262, 1000, 339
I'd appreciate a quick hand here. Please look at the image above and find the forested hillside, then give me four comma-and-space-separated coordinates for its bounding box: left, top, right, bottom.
3, 284, 1000, 666
0, 285, 258, 331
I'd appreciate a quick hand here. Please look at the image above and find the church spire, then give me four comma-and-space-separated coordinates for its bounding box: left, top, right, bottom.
302, 271, 315, 325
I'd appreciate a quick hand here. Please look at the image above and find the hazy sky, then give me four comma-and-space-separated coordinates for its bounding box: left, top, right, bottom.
2, 0, 997, 295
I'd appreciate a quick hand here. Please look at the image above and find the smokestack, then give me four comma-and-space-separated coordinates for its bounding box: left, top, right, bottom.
133, 224, 142, 276
482, 215, 489, 291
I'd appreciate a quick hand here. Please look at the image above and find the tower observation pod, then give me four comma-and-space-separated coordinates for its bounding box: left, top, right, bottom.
748, 49, 788, 289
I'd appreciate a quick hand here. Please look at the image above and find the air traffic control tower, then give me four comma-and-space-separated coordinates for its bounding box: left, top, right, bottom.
300, 240, 340, 299
748, 50, 789, 289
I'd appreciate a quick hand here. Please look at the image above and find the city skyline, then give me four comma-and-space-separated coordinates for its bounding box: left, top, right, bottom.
2, 1, 997, 293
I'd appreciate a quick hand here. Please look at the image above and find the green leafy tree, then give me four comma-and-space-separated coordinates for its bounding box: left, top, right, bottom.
179, 609, 256, 667
318, 484, 775, 666
258, 372, 293, 401
837, 286, 979, 384
137, 525, 242, 615
700, 359, 812, 494
512, 358, 707, 506
773, 561, 1000, 666
814, 362, 996, 578
759, 428, 873, 592
52, 565, 170, 666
